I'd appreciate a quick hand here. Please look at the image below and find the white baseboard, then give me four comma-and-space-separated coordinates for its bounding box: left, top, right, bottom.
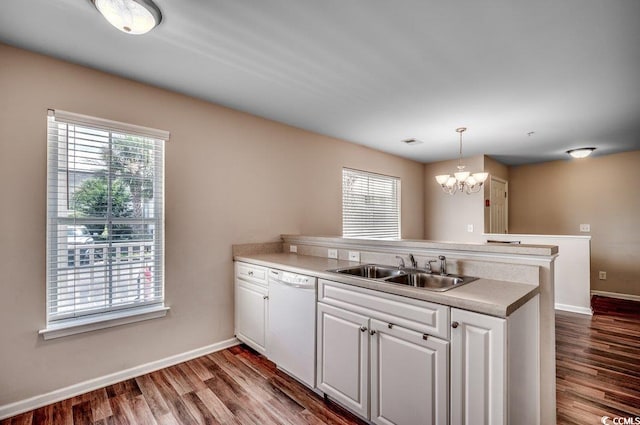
591, 290, 640, 302
555, 303, 592, 315
0, 338, 240, 420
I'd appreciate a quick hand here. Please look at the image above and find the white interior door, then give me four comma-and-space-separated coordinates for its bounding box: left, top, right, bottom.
490, 177, 508, 234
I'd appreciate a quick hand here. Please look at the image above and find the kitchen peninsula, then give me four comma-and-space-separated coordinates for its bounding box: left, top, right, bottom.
233, 235, 557, 425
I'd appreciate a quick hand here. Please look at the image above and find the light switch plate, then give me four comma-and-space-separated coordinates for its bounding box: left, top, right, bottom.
467, 224, 474, 233
328, 249, 338, 259
289, 245, 297, 253
580, 224, 591, 232
599, 271, 607, 280
348, 251, 360, 262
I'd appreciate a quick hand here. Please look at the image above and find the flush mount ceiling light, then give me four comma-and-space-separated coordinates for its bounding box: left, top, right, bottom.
566, 147, 596, 159
91, 0, 162, 35
435, 127, 489, 195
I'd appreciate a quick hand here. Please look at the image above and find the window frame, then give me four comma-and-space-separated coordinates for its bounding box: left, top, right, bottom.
40, 110, 169, 339
342, 167, 402, 240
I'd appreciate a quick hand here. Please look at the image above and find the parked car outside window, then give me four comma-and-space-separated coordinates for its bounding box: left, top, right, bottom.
67, 225, 94, 266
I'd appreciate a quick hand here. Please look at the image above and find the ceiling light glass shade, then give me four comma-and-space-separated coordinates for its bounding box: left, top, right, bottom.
567, 147, 596, 159
454, 171, 470, 182
435, 175, 450, 185
472, 172, 489, 183
435, 127, 490, 195
93, 0, 162, 35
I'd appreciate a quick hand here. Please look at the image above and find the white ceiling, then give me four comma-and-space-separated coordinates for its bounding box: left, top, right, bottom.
1, 0, 639, 165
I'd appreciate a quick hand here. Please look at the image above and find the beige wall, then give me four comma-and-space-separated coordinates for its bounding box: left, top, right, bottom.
0, 44, 425, 406
509, 150, 640, 296
423, 155, 485, 242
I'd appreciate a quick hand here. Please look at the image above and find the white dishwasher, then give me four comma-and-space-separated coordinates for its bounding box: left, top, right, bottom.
268, 268, 317, 388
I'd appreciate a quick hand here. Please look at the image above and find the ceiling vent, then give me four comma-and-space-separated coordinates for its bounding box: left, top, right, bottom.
401, 138, 423, 146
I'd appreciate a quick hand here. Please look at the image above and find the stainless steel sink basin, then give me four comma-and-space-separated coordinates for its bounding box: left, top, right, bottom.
385, 273, 478, 291
330, 264, 406, 279
328, 264, 478, 292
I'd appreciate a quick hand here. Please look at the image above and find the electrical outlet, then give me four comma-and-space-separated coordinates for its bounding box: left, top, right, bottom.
580, 224, 591, 232
599, 271, 607, 280
467, 224, 474, 233
348, 251, 360, 262
289, 245, 297, 253
328, 249, 338, 259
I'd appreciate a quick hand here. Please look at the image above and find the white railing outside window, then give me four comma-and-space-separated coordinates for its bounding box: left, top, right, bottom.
45, 110, 168, 331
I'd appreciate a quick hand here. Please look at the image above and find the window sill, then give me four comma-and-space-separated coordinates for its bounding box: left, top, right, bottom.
39, 305, 170, 340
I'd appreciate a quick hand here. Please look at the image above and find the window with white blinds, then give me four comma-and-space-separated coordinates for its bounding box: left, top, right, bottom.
46, 110, 167, 327
342, 168, 401, 239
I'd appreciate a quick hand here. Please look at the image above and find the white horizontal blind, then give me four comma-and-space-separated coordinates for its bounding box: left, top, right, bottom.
46, 110, 166, 323
342, 168, 401, 239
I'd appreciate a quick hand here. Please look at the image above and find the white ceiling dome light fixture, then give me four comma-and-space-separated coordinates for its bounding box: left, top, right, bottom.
566, 147, 596, 159
91, 0, 162, 35
435, 127, 489, 195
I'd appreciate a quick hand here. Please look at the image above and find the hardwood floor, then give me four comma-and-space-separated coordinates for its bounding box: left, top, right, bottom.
4, 297, 639, 425
0, 345, 365, 425
556, 298, 640, 424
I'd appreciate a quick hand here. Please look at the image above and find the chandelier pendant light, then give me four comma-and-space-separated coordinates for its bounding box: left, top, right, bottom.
91, 0, 162, 35
435, 127, 489, 195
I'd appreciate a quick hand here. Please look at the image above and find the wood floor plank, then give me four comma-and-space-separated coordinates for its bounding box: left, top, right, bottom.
193, 388, 234, 424
71, 401, 92, 425
135, 374, 170, 421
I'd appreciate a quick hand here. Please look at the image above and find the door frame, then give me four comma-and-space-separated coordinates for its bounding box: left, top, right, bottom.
489, 176, 509, 234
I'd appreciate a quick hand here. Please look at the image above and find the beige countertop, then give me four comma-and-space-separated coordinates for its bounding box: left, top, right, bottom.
234, 253, 539, 318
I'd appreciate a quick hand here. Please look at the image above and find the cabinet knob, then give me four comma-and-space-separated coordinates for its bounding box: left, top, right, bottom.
248, 271, 254, 276
387, 323, 394, 329
360, 326, 367, 332
263, 295, 269, 300
452, 321, 459, 329
369, 329, 376, 335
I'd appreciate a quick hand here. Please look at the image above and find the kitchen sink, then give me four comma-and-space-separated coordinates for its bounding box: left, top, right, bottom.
328, 264, 478, 292
384, 272, 478, 291
330, 264, 406, 279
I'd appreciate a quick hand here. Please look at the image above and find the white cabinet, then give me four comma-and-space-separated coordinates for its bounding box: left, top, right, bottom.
370, 319, 448, 425
316, 302, 369, 417
450, 308, 505, 425
234, 262, 268, 354
450, 296, 540, 425
317, 279, 449, 424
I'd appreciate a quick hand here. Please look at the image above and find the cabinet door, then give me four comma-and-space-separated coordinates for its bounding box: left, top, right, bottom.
450, 308, 506, 425
317, 302, 369, 418
370, 319, 449, 425
235, 279, 268, 354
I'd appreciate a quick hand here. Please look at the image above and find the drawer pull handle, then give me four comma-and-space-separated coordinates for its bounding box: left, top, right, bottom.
263, 295, 269, 300
422, 334, 429, 340
369, 330, 376, 336
248, 271, 254, 276
388, 323, 393, 329
452, 321, 459, 329
360, 326, 367, 333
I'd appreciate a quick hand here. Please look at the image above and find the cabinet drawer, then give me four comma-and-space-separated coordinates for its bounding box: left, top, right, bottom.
319, 279, 450, 339
235, 262, 267, 285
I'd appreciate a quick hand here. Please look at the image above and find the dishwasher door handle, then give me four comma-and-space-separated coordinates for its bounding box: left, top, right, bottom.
269, 277, 315, 290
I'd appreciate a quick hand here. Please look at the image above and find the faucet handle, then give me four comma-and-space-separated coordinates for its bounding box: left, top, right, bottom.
425, 260, 437, 273
438, 255, 446, 260
395, 255, 405, 269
